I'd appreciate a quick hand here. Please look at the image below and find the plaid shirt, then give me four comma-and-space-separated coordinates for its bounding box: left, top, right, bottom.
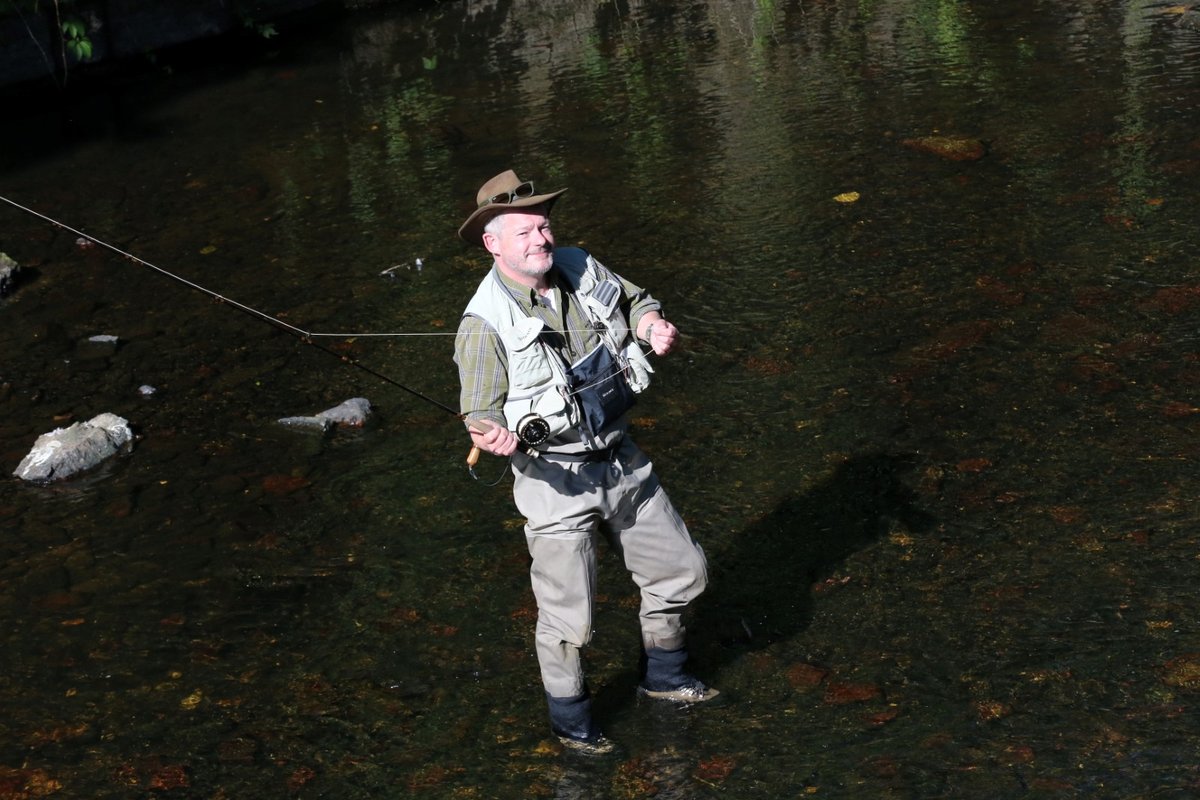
454, 257, 660, 430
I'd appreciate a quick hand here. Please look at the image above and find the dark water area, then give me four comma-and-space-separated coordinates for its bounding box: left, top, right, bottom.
2, 0, 1200, 796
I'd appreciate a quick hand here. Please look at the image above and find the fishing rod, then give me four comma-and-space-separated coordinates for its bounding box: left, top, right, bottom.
0, 193, 507, 473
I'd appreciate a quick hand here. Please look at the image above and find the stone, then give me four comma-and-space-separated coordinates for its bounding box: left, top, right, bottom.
277, 416, 333, 432
0, 252, 20, 297
14, 413, 134, 482
317, 397, 372, 427
277, 398, 371, 433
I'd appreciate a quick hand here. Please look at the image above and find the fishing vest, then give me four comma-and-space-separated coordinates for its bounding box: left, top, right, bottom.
463, 247, 654, 447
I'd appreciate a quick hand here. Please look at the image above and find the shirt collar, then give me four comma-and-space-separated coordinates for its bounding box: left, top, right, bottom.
494, 263, 560, 310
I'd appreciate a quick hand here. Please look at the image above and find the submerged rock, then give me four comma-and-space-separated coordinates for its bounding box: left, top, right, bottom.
901, 134, 988, 161
14, 413, 134, 482
1172, 5, 1200, 31
0, 252, 20, 297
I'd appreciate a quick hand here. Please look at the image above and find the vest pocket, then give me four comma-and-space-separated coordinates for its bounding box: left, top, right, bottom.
503, 318, 553, 390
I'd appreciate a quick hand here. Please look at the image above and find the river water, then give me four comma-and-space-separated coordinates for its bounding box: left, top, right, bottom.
2, 0, 1200, 796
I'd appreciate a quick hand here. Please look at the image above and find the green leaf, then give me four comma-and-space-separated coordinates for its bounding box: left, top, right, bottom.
62, 18, 84, 39
422, 55, 437, 70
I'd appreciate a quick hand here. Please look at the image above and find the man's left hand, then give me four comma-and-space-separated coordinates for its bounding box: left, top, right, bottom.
645, 319, 679, 356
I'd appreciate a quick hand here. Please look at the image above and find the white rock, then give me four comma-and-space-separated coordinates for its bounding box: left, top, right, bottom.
317, 397, 372, 427
14, 413, 134, 482
277, 416, 333, 432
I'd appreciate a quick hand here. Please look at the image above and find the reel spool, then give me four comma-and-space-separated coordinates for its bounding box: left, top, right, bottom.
515, 414, 551, 448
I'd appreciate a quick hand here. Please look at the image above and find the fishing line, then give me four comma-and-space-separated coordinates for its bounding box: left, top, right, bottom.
0, 193, 464, 419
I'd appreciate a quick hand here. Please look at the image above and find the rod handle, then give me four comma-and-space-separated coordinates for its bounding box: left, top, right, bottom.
466, 445, 481, 468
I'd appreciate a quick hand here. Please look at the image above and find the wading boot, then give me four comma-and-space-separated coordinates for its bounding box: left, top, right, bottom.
546, 689, 615, 755
637, 645, 721, 704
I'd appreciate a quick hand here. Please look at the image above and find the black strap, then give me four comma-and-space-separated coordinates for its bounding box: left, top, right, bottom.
537, 446, 619, 463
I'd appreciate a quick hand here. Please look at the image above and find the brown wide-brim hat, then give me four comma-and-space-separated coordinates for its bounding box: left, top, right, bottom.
458, 169, 567, 248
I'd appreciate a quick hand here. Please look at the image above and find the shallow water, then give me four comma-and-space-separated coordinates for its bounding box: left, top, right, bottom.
3, 0, 1200, 796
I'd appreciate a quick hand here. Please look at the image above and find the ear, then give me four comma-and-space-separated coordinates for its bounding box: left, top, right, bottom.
481, 230, 501, 258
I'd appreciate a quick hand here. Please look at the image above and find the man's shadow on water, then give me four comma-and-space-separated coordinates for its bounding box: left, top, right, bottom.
692, 451, 937, 668
595, 451, 938, 717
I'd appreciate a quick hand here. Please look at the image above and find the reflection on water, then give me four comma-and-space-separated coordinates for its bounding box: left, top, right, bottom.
3, 0, 1200, 795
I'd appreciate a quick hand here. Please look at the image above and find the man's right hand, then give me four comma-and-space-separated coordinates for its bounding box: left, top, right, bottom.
470, 419, 519, 457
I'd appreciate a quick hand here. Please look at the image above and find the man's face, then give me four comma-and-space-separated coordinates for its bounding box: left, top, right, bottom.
484, 208, 555, 283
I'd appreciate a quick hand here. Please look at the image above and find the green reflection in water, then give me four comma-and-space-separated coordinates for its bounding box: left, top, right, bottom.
1109, 0, 1166, 227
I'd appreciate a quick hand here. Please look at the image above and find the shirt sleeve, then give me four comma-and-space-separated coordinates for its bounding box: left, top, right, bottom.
624, 278, 662, 334
453, 314, 509, 430
590, 254, 663, 336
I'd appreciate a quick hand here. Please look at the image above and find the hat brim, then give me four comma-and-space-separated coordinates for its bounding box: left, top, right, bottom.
458, 189, 567, 248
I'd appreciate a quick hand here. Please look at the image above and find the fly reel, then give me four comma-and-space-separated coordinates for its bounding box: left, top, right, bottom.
516, 414, 552, 448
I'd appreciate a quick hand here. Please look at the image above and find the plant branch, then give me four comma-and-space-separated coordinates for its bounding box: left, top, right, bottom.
10, 0, 61, 86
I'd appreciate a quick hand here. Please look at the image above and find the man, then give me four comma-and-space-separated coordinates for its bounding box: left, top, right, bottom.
454, 169, 717, 754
